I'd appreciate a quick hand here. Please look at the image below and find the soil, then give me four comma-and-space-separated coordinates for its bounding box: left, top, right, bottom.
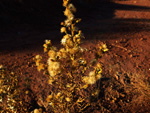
0, 0, 150, 112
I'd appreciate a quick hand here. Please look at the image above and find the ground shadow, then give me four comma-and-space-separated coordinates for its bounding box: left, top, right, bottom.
75, 0, 150, 39
0, 0, 150, 52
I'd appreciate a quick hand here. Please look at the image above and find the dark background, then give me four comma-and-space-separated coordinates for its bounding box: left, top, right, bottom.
0, 0, 114, 25
0, 0, 115, 52
0, 0, 150, 52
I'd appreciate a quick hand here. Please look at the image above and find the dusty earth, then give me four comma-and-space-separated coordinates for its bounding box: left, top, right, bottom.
0, 0, 150, 112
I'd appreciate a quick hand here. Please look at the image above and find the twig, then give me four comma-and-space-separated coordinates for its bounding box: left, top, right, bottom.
111, 44, 132, 53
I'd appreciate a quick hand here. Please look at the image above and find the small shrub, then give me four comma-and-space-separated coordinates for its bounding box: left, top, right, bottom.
35, 0, 108, 112
0, 65, 28, 113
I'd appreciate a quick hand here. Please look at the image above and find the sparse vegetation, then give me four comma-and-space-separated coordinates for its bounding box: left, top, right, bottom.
0, 65, 28, 113
0, 0, 109, 112
34, 0, 108, 112
0, 0, 150, 113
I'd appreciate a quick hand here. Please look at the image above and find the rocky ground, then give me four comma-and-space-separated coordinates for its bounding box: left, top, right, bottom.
0, 0, 150, 112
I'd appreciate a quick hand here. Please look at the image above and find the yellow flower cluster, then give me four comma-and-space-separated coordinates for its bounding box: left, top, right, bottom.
43, 40, 52, 52
96, 43, 109, 58
47, 58, 61, 77
63, 0, 76, 26
61, 34, 73, 47
57, 48, 68, 59
83, 63, 102, 85
101, 43, 109, 52
60, 27, 66, 33
34, 55, 44, 71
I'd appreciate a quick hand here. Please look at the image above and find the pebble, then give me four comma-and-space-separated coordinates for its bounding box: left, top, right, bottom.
129, 54, 133, 58
112, 100, 115, 103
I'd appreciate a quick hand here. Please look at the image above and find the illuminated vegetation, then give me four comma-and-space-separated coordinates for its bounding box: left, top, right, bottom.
1, 0, 150, 113
34, 0, 108, 112
0, 0, 109, 112
0, 65, 28, 113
